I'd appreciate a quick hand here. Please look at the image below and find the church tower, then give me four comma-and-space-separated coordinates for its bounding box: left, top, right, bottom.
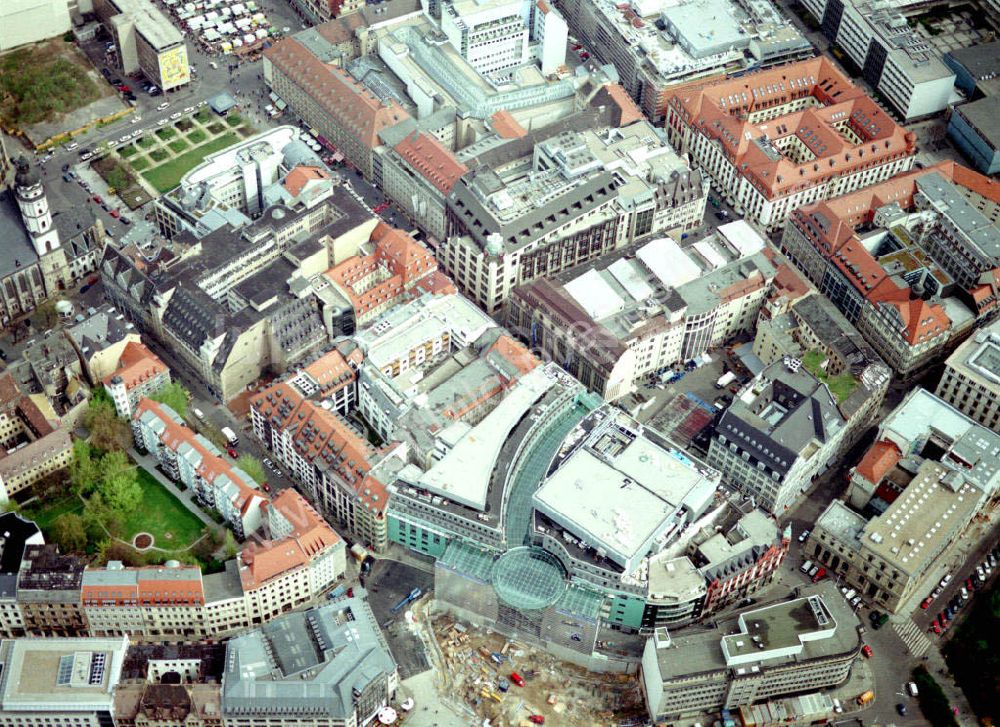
14, 155, 60, 256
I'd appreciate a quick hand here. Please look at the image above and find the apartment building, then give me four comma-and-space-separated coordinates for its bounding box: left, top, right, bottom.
708, 356, 885, 514
935, 319, 1000, 431
811, 391, 999, 612
0, 636, 129, 727
325, 223, 455, 327
250, 347, 395, 551
641, 583, 861, 721
0, 429, 72, 504
221, 594, 397, 727
802, 0, 954, 120
506, 224, 778, 400
93, 0, 191, 90
663, 57, 917, 231
0, 515, 41, 638
64, 307, 141, 385
779, 161, 1000, 378
561, 0, 811, 122
102, 168, 377, 402
441, 117, 705, 313
133, 398, 266, 538
103, 341, 171, 420
15, 546, 87, 638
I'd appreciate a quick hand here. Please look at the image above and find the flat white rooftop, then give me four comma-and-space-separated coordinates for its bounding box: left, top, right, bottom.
636, 237, 702, 289
418, 365, 555, 510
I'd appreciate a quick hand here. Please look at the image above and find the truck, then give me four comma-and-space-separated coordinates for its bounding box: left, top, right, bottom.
856, 690, 875, 706
350, 544, 369, 562
326, 584, 347, 600
220, 426, 238, 446
715, 371, 737, 389
390, 587, 423, 614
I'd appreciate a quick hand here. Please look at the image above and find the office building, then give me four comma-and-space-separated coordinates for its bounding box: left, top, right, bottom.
133, 398, 267, 538
93, 0, 191, 90
708, 355, 885, 514
0, 157, 103, 328
507, 224, 778, 400
801, 0, 954, 120
154, 127, 331, 239
103, 341, 171, 420
64, 307, 141, 385
812, 390, 1000, 612
641, 582, 861, 721
561, 0, 811, 122
943, 41, 1000, 99
441, 118, 705, 313
440, 0, 530, 77
935, 319, 1000, 431
0, 635, 128, 727
221, 594, 397, 727
0, 0, 72, 51
102, 170, 377, 402
325, 223, 455, 327
779, 161, 1000, 378
663, 57, 917, 231
948, 97, 1000, 176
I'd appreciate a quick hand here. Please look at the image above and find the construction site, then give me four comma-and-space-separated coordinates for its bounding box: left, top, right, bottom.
427, 611, 648, 727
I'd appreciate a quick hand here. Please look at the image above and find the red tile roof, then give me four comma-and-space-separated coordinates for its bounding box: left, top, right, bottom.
283, 165, 331, 197
490, 110, 527, 139
104, 342, 168, 392
855, 440, 901, 484
602, 83, 644, 127
393, 131, 468, 194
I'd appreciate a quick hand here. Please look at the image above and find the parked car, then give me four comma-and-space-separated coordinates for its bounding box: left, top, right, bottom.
92, 195, 103, 205
121, 216, 131, 225
227, 447, 237, 458
862, 645, 873, 658
170, 112, 182, 120
157, 102, 170, 111
109, 209, 120, 219
920, 596, 933, 609
896, 703, 907, 716
798, 529, 811, 543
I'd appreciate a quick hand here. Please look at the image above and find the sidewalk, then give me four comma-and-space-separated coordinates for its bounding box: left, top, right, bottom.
131, 447, 214, 527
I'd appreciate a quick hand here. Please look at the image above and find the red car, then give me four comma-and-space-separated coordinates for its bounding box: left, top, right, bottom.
227, 447, 237, 458
117, 84, 130, 92
812, 567, 827, 583
373, 202, 390, 214
262, 482, 271, 493
509, 672, 525, 687
579, 52, 590, 60
932, 622, 941, 634
861, 645, 873, 658
92, 195, 103, 204
528, 717, 545, 725
110, 208, 120, 219
920, 596, 934, 609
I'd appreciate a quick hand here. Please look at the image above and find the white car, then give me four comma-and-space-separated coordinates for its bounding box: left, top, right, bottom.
119, 135, 131, 143
131, 130, 143, 138
157, 118, 169, 126
798, 529, 811, 543
66, 142, 79, 151
156, 102, 170, 111
131, 116, 141, 124
170, 112, 182, 120
183, 106, 195, 113
80, 152, 93, 162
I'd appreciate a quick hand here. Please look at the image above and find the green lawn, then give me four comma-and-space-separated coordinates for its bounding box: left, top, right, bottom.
0, 41, 102, 127
150, 148, 169, 162
22, 494, 83, 533
138, 136, 156, 149
156, 127, 176, 140
206, 122, 225, 134
141, 132, 240, 194
120, 468, 205, 549
119, 144, 138, 158
801, 349, 858, 403
225, 112, 243, 127
188, 129, 207, 144
130, 157, 150, 171
195, 108, 212, 123
168, 138, 190, 153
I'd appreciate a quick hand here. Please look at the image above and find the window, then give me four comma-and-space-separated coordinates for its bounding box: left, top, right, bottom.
57, 654, 74, 685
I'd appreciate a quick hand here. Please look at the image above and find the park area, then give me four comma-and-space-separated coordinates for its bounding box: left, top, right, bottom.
0, 39, 108, 129
115, 109, 253, 194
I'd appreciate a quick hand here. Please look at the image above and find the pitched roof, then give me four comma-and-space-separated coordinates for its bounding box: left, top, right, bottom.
282, 165, 331, 198
264, 38, 409, 149
490, 110, 527, 139
104, 341, 168, 391
392, 131, 468, 194
855, 440, 901, 484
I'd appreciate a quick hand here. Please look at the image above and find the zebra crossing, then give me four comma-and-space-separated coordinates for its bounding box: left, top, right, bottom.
893, 619, 932, 658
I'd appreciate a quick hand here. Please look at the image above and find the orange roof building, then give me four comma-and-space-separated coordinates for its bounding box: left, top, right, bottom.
780, 161, 1000, 378
663, 57, 918, 231
264, 38, 409, 179
104, 341, 171, 419
325, 223, 454, 324
133, 399, 266, 539
239, 489, 346, 598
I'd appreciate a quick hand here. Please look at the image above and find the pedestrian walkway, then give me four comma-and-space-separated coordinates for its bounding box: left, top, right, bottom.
893, 619, 932, 658
130, 447, 214, 527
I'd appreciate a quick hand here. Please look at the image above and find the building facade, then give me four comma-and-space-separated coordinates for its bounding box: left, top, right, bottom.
935, 319, 1000, 431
